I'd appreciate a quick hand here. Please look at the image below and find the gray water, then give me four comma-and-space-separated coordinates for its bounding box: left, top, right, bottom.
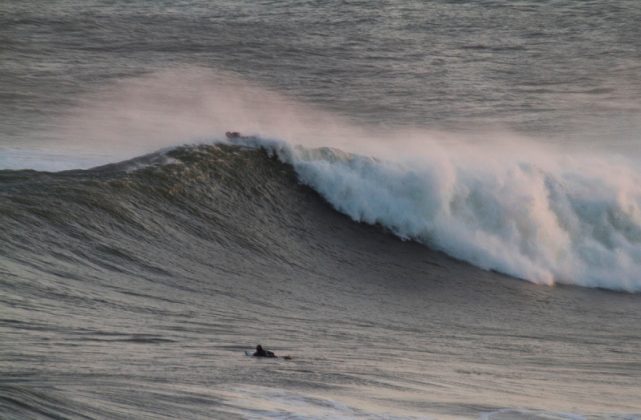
2, 1, 641, 419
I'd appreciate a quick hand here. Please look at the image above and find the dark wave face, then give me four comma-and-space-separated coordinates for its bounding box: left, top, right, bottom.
2, 144, 641, 418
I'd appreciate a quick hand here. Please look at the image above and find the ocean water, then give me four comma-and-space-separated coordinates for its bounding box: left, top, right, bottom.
2, 1, 641, 419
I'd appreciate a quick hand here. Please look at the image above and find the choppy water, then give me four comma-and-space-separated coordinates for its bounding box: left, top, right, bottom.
2, 1, 641, 419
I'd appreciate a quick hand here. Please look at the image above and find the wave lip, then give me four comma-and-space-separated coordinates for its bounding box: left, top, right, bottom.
230, 135, 641, 292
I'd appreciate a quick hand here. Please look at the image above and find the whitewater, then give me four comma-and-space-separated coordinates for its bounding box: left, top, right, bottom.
234, 134, 641, 292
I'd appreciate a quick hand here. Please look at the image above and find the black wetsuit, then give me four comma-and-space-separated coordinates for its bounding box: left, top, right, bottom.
253, 348, 276, 358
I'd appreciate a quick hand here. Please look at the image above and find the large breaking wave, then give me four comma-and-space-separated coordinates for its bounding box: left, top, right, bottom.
4, 135, 641, 292
3, 68, 641, 292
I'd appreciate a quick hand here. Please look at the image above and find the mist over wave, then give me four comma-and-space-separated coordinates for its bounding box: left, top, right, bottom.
1, 68, 369, 171
6, 67, 640, 170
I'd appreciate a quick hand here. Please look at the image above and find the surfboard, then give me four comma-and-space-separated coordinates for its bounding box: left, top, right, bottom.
244, 351, 292, 360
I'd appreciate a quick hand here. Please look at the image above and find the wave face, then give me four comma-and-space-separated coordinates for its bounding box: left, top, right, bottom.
224, 137, 641, 292
1, 145, 313, 289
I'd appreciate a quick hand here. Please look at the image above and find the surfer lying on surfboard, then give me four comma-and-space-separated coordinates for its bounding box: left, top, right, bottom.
253, 344, 276, 357
248, 344, 292, 360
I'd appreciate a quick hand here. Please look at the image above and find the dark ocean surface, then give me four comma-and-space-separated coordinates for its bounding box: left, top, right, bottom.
2, 1, 641, 418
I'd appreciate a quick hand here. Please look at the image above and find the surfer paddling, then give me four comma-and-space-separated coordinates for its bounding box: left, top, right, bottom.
252, 344, 276, 358
225, 131, 241, 140
249, 344, 292, 360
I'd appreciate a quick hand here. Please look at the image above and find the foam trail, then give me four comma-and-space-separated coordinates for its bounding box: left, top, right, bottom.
235, 136, 641, 292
